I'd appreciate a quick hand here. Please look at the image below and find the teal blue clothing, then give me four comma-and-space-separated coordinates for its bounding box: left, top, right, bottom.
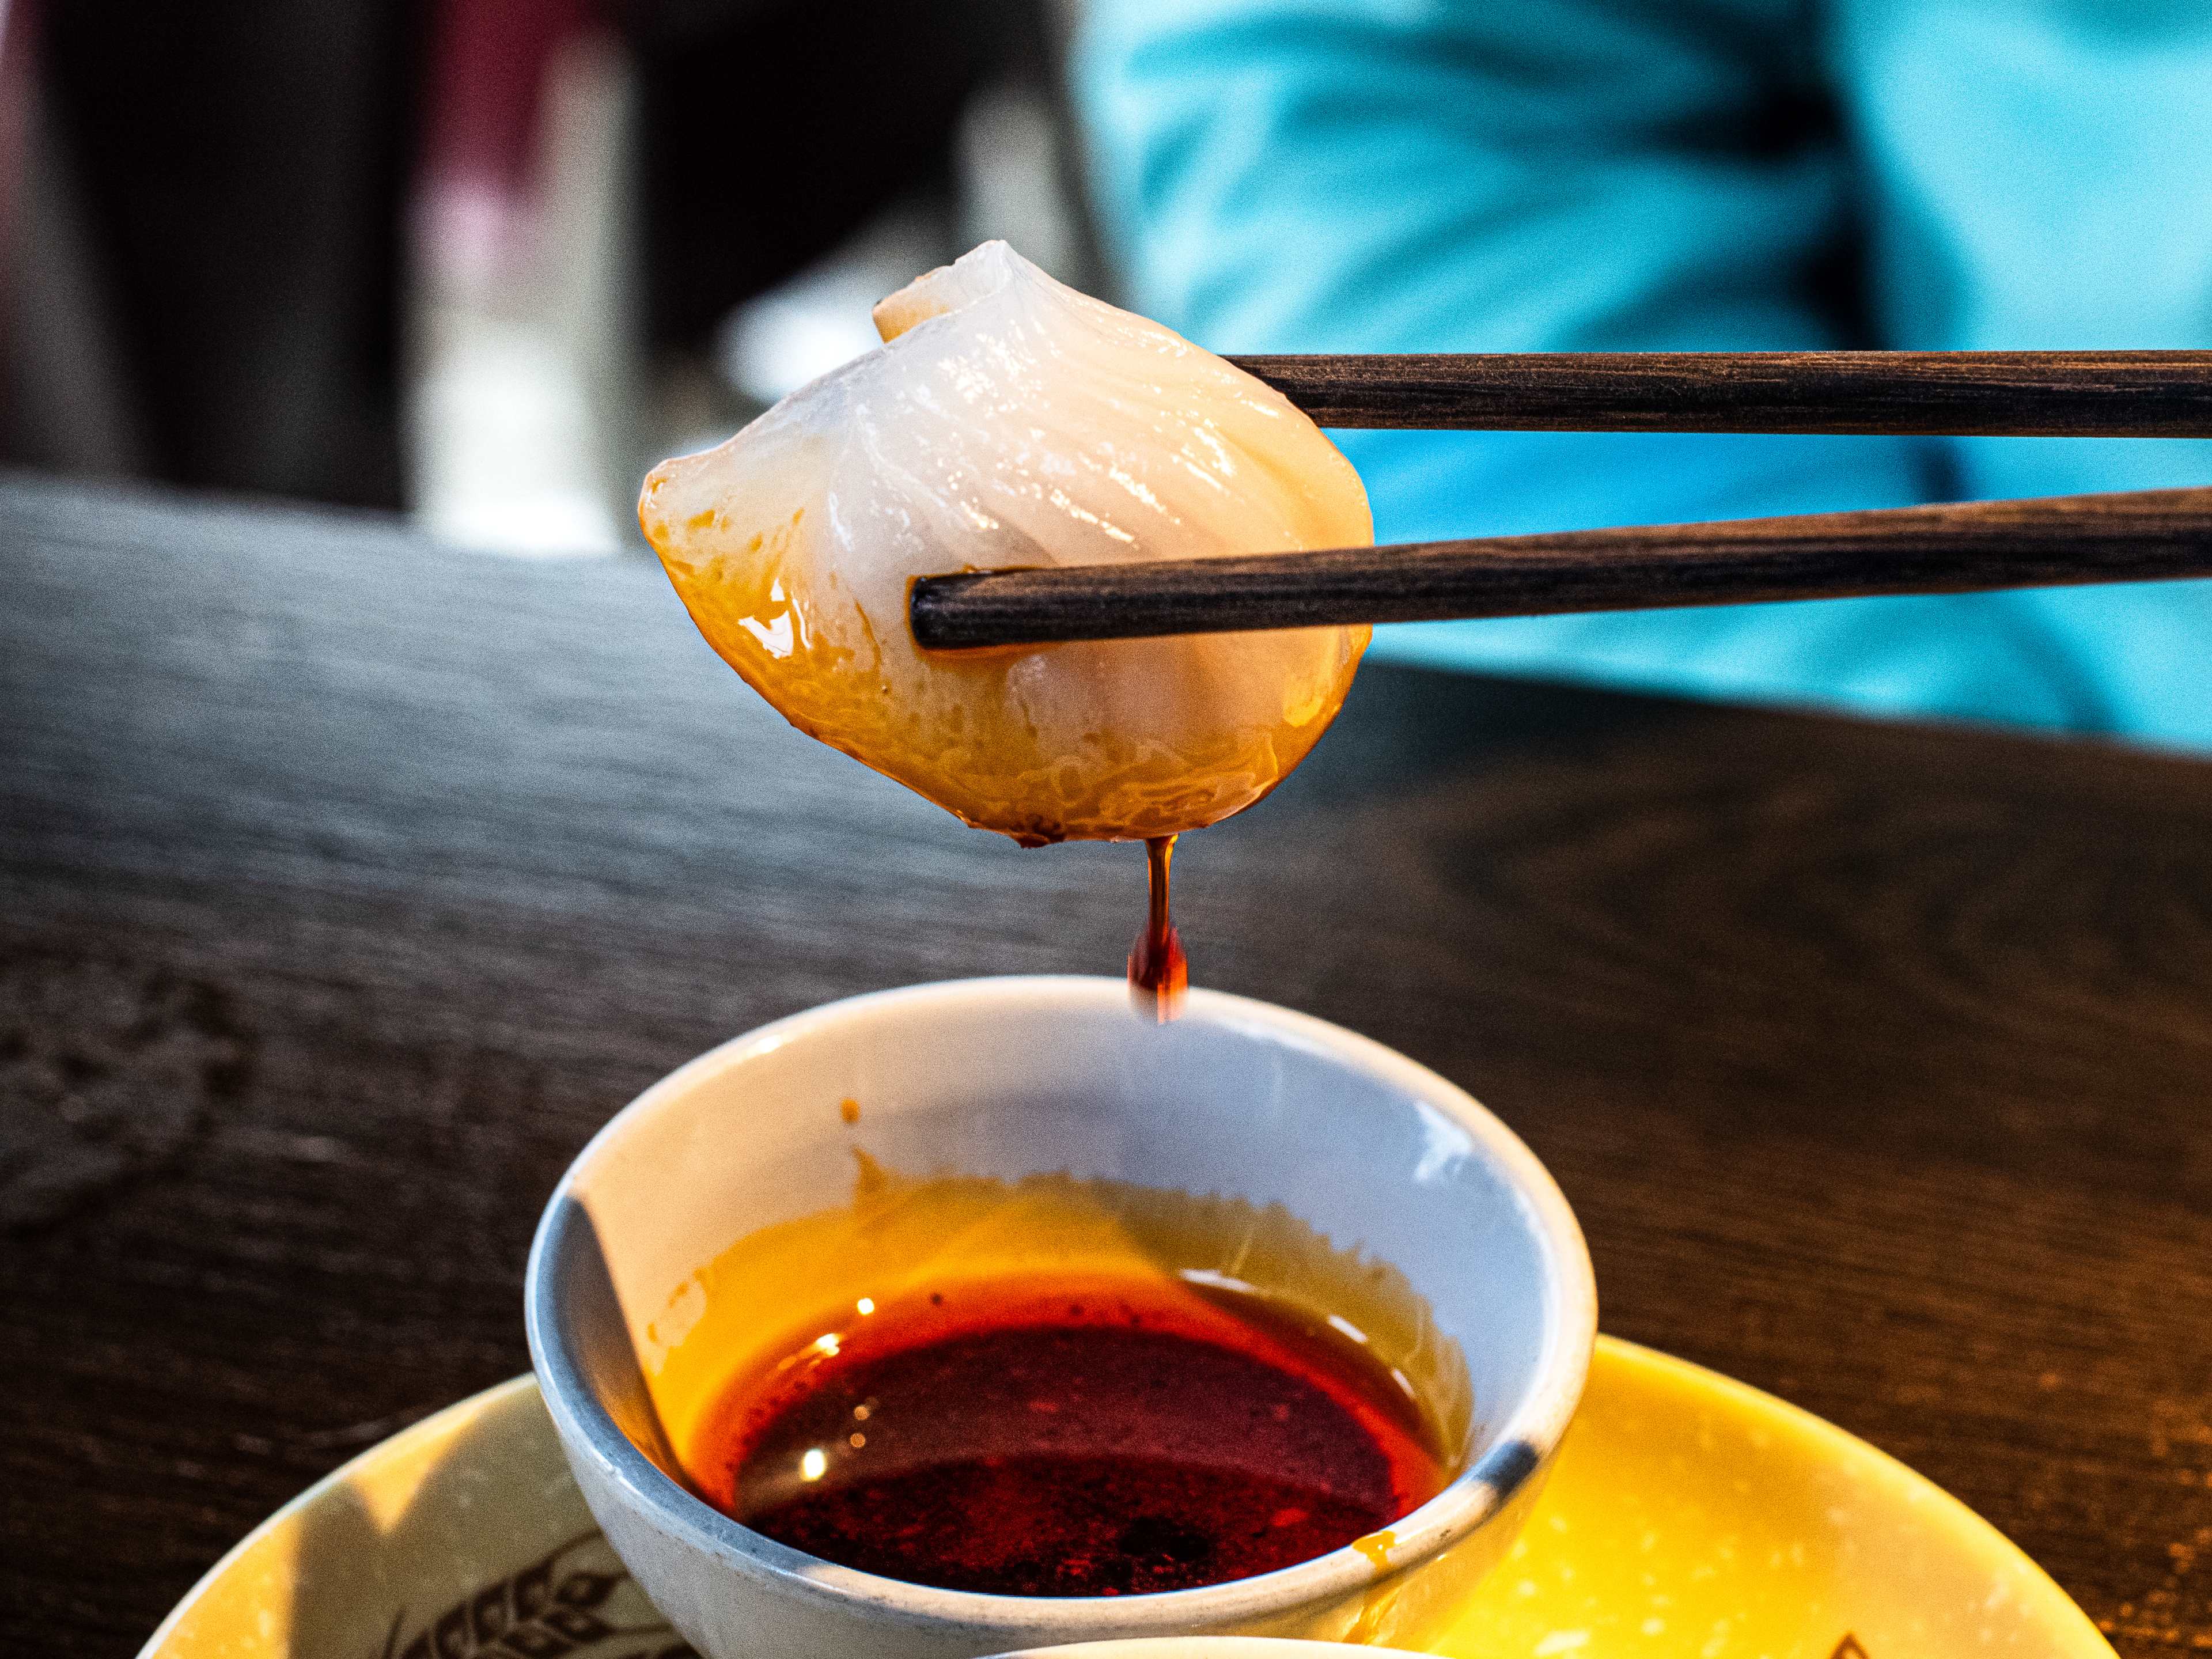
1073, 1, 2212, 745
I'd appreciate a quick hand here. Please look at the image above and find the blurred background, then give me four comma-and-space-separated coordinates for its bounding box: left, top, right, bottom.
9, 0, 2210, 749
0, 0, 1106, 556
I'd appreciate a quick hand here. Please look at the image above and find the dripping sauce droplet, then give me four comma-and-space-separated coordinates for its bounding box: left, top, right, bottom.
1128, 834, 1188, 1022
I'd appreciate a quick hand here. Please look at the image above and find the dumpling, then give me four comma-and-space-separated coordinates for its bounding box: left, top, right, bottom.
638, 241, 1372, 846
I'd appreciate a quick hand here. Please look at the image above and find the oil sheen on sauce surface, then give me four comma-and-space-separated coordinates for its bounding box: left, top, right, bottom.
688, 1268, 1450, 1596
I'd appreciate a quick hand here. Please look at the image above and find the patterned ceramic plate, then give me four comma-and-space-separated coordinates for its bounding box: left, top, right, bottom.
136, 1337, 2109, 1659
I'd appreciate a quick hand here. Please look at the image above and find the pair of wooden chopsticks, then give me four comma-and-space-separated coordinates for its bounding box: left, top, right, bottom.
908, 351, 2212, 650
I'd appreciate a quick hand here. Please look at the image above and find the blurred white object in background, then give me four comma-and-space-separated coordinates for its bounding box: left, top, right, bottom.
957, 77, 1084, 282
711, 76, 1088, 414
403, 31, 1089, 558
711, 203, 951, 412
406, 29, 637, 558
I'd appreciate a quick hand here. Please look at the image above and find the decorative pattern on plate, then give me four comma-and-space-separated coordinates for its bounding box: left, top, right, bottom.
374, 1532, 694, 1659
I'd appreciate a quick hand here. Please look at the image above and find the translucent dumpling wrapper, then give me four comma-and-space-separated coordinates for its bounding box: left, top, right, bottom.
639, 242, 1373, 846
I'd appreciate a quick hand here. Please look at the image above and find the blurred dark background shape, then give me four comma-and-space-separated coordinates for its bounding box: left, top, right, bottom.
631, 0, 1058, 353
0, 0, 1100, 544
6, 0, 420, 506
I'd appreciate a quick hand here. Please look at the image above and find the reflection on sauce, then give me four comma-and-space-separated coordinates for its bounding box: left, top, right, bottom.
1128, 833, 1188, 1022
690, 1268, 1448, 1597
649, 1164, 1479, 1602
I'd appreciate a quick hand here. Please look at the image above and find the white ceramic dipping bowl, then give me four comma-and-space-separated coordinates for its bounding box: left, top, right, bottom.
526, 976, 1594, 1659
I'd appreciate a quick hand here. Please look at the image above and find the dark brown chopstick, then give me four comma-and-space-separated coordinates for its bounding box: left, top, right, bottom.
1226, 351, 2212, 435
910, 486, 2212, 650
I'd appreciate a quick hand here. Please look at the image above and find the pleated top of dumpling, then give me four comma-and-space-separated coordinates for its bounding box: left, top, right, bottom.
639, 241, 1372, 845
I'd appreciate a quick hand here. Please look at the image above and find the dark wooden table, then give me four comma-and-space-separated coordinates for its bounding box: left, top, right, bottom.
5, 474, 2209, 1656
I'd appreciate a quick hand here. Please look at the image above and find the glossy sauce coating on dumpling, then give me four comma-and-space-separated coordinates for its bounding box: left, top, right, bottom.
639, 242, 1372, 845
